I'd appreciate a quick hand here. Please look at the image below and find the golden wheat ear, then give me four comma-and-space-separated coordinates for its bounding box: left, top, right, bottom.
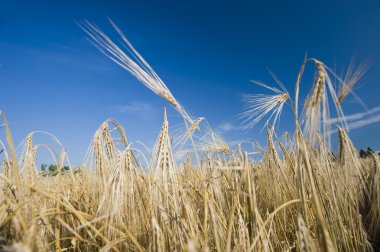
300, 59, 348, 148
80, 19, 193, 124
239, 79, 289, 130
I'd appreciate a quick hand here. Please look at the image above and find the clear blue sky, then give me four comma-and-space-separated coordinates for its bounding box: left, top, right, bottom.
1, 0, 380, 165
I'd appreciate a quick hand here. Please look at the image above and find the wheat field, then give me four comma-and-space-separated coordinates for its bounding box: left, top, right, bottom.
0, 22, 379, 252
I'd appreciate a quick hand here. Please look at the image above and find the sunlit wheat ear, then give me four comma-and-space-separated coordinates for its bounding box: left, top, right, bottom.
80, 20, 193, 124
302, 59, 346, 146
17, 131, 73, 184
266, 127, 280, 167
151, 108, 179, 202
239, 80, 289, 129
88, 118, 131, 188
18, 134, 38, 185
336, 60, 367, 106
91, 121, 113, 186
302, 60, 328, 145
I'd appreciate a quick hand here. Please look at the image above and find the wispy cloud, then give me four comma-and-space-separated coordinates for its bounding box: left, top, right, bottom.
218, 122, 244, 133
348, 113, 380, 130
329, 106, 380, 132
327, 106, 380, 124
116, 101, 157, 120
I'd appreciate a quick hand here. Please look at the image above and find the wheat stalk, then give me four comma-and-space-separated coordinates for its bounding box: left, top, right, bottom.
80, 19, 193, 124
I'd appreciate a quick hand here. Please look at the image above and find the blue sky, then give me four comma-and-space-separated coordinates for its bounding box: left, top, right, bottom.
1, 0, 380, 165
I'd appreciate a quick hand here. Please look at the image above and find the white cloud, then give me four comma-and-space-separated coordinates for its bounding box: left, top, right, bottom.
329, 106, 380, 133
327, 106, 380, 124
218, 122, 234, 132
347, 113, 380, 130
218, 122, 244, 133
226, 139, 244, 148
117, 101, 157, 120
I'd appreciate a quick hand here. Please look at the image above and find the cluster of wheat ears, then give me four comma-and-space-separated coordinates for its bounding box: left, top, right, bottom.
0, 20, 379, 252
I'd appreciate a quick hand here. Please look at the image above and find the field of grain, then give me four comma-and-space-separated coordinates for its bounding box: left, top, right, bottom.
0, 22, 379, 251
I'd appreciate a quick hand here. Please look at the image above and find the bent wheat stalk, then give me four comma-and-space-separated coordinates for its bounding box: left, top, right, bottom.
80, 19, 193, 124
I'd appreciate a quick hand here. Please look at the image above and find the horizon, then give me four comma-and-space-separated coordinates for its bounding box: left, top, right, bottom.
1, 0, 380, 165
